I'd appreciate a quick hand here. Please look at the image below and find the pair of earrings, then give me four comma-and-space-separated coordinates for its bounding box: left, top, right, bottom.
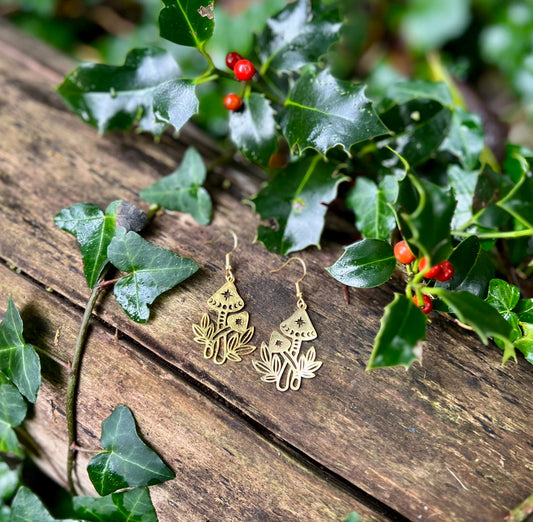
192, 230, 322, 392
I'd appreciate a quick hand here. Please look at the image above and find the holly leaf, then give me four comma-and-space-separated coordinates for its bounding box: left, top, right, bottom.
57, 48, 198, 135
88, 406, 175, 496
400, 176, 456, 264
140, 147, 212, 225
159, 0, 214, 48
107, 229, 199, 322
0, 298, 40, 403
367, 294, 426, 369
229, 93, 278, 166
383, 80, 453, 107
280, 68, 389, 154
249, 156, 346, 254
326, 239, 396, 288
72, 488, 157, 522
0, 380, 26, 457
346, 175, 398, 240
256, 0, 342, 74
55, 201, 146, 289
10, 487, 75, 522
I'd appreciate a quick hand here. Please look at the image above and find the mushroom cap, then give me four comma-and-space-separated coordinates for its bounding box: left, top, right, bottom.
280, 308, 317, 340
227, 311, 249, 333
207, 281, 244, 312
268, 331, 291, 353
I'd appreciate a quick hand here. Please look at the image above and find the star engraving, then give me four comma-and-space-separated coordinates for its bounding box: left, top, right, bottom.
275, 339, 283, 348
235, 318, 243, 325
221, 289, 233, 300
295, 317, 305, 327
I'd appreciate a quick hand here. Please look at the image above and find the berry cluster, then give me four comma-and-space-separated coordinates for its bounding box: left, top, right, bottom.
393, 240, 455, 314
223, 52, 256, 112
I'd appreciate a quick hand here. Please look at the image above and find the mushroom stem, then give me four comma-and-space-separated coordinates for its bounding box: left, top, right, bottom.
217, 309, 228, 330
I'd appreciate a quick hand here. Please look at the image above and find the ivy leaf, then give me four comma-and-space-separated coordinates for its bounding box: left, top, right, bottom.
326, 239, 396, 288
159, 0, 215, 48
432, 288, 515, 363
249, 156, 346, 254
10, 487, 76, 522
107, 229, 199, 322
140, 147, 212, 226
346, 175, 398, 240
57, 48, 198, 135
367, 294, 426, 370
55, 201, 146, 289
400, 176, 456, 264
0, 298, 40, 403
281, 68, 389, 154
514, 338, 533, 365
72, 488, 157, 522
485, 279, 521, 316
256, 0, 342, 74
88, 406, 175, 496
515, 298, 533, 323
448, 165, 480, 230
0, 460, 21, 502
0, 380, 26, 457
229, 93, 278, 166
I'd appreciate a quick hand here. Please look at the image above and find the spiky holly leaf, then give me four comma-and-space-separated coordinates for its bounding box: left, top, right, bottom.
250, 156, 347, 254
88, 406, 175, 496
140, 147, 212, 225
57, 48, 198, 135
107, 229, 198, 322
280, 68, 389, 154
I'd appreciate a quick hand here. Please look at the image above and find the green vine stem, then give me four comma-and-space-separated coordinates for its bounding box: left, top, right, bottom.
66, 268, 108, 494
504, 492, 533, 522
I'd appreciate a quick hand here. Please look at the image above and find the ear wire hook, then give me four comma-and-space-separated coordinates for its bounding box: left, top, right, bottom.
206, 229, 238, 282
271, 257, 307, 309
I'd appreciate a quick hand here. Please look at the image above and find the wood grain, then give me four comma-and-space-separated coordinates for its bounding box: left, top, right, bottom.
0, 20, 532, 522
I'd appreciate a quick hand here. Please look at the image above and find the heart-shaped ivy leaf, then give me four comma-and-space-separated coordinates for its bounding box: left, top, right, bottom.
88, 406, 175, 496
108, 229, 199, 322
326, 239, 396, 288
140, 147, 212, 225
0, 378, 27, 457
72, 488, 157, 522
250, 155, 347, 254
0, 297, 40, 403
11, 487, 75, 522
159, 0, 215, 48
485, 278, 521, 315
281, 68, 389, 154
367, 293, 426, 370
57, 48, 198, 135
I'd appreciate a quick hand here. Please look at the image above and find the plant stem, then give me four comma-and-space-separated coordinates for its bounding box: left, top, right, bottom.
66, 269, 107, 494
504, 492, 533, 522
452, 228, 533, 239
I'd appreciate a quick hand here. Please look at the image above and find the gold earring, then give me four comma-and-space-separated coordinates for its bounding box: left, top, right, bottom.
192, 230, 256, 365
253, 257, 322, 391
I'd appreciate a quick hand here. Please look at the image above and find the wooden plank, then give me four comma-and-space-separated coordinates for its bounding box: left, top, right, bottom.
0, 264, 386, 521
1, 21, 532, 521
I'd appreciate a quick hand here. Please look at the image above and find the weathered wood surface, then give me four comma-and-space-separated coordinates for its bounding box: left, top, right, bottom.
1, 21, 532, 521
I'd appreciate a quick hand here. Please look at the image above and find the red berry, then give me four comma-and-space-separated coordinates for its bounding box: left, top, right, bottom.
394, 240, 415, 264
434, 260, 454, 282
223, 93, 243, 111
419, 257, 442, 279
234, 59, 255, 81
225, 52, 243, 70
413, 294, 433, 314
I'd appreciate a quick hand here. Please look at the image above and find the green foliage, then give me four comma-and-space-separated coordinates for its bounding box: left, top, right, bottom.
10, 487, 75, 522
88, 406, 175, 496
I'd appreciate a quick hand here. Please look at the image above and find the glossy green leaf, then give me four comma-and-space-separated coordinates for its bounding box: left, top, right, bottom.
250, 156, 346, 254
497, 169, 533, 228
400, 176, 455, 263
55, 201, 146, 289
435, 236, 494, 298
108, 229, 199, 322
140, 147, 212, 225
10, 487, 75, 522
229, 93, 278, 166
72, 488, 157, 522
485, 279, 520, 315
159, 0, 215, 48
256, 0, 341, 74
0, 297, 40, 403
0, 461, 20, 502
440, 108, 484, 170
346, 175, 398, 240
515, 298, 533, 323
514, 338, 533, 365
58, 48, 198, 135
88, 406, 175, 496
0, 380, 26, 457
281, 68, 389, 154
384, 80, 453, 107
448, 165, 480, 230
326, 239, 396, 288
367, 294, 426, 369
432, 287, 515, 362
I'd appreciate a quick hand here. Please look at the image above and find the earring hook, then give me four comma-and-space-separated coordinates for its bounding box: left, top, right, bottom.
206, 229, 238, 282
271, 257, 307, 309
